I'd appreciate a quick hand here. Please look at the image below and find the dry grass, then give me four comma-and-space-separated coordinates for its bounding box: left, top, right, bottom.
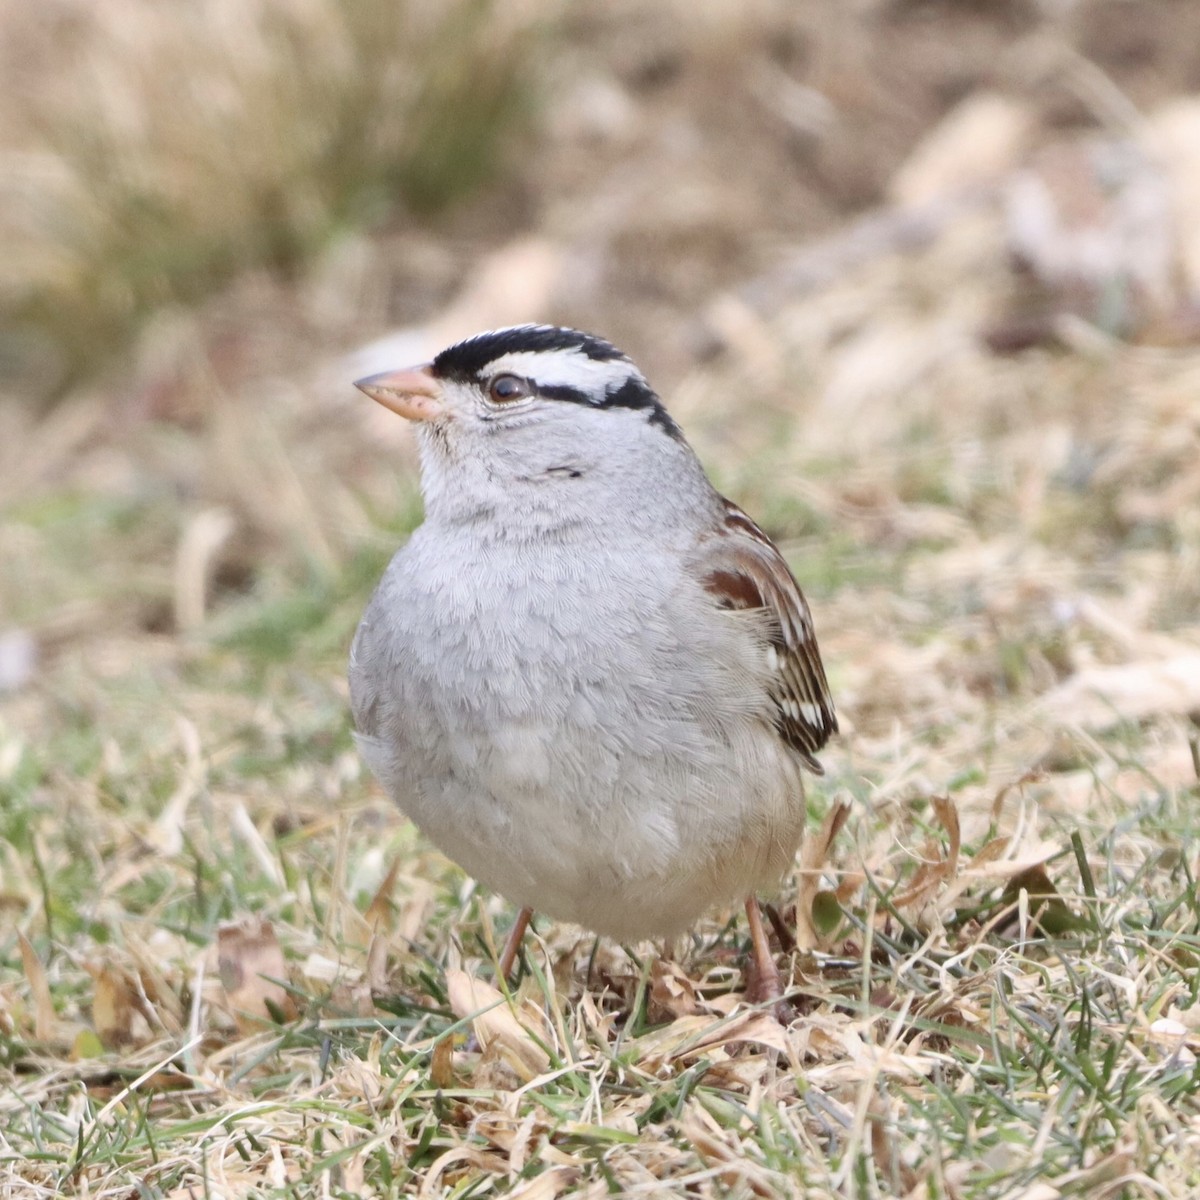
0, 0, 539, 400
4, 3, 1200, 1198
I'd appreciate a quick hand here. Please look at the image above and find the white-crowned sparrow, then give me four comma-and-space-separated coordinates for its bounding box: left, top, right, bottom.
350, 325, 836, 1000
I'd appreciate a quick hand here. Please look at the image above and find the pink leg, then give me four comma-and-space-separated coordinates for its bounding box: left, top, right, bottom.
498, 907, 534, 981
744, 896, 783, 1006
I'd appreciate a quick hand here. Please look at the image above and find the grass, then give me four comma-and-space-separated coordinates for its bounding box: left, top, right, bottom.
5, 756, 1199, 1198
4, 339, 1199, 1195
5, 4, 1200, 1196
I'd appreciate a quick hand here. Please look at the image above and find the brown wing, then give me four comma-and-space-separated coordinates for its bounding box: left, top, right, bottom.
700, 499, 837, 772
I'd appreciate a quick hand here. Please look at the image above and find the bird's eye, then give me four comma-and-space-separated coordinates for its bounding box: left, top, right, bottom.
487, 373, 531, 404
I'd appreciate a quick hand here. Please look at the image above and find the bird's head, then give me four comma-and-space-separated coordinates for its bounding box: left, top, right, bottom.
355, 325, 695, 525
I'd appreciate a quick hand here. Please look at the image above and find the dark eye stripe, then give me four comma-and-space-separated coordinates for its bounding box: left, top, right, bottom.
532, 377, 684, 441
536, 383, 591, 404
604, 378, 684, 441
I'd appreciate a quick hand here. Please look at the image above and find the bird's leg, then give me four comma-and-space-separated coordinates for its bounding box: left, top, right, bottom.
763, 901, 796, 953
744, 896, 783, 1007
497, 906, 534, 981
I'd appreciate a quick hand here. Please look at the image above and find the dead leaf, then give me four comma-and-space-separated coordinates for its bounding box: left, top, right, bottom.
86, 961, 141, 1049
999, 865, 1088, 936
300, 952, 373, 1017
445, 969, 551, 1080
365, 931, 390, 994
430, 1035, 456, 1088
933, 795, 961, 871
991, 769, 1044, 822
929, 834, 1014, 913
125, 934, 185, 1030
216, 917, 297, 1033
893, 795, 960, 910
834, 870, 866, 904
796, 799, 851, 950
968, 836, 1014, 870
672, 1011, 792, 1060
363, 855, 401, 932
648, 959, 700, 1022
473, 1110, 528, 1155
326, 1059, 386, 1105
417, 1145, 509, 1198
17, 931, 55, 1041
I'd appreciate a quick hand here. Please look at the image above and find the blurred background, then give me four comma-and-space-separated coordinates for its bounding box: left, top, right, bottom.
3, 0, 1200, 1053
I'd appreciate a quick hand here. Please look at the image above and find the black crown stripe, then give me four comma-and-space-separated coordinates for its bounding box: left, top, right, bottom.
432, 325, 626, 382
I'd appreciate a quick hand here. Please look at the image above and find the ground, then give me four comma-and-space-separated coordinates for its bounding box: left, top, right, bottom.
2, 1, 1200, 1197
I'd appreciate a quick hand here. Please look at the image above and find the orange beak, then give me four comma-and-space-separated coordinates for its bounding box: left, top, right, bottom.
354, 364, 444, 422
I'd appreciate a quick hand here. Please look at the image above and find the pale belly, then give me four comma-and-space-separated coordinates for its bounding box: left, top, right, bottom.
351, 530, 807, 939
357, 714, 805, 939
